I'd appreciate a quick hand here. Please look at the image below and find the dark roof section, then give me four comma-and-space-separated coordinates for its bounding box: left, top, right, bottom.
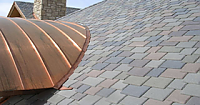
66, 7, 81, 15
15, 1, 34, 19
15, 1, 81, 19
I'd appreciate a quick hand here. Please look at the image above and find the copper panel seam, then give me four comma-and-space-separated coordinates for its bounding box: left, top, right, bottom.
47, 20, 86, 38
22, 19, 72, 68
45, 21, 85, 49
4, 17, 54, 86
11, 18, 72, 84
60, 21, 86, 29
0, 17, 90, 96
0, 30, 24, 89
54, 26, 91, 89
46, 20, 84, 50
0, 17, 54, 89
59, 21, 86, 36
28, 19, 80, 65
33, 19, 82, 51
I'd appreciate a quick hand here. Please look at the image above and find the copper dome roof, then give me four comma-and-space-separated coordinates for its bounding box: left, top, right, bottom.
0, 17, 90, 96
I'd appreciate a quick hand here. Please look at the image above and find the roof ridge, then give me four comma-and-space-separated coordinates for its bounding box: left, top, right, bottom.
15, 1, 33, 4
67, 7, 81, 9
58, 0, 107, 20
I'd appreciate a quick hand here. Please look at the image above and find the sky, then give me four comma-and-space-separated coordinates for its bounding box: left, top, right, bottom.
0, 0, 103, 16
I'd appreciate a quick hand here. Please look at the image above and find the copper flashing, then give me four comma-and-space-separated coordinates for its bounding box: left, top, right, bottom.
0, 17, 90, 97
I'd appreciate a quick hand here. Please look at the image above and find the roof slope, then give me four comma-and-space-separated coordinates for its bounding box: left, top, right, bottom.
15, 1, 34, 19
15, 1, 80, 19
4, 0, 200, 104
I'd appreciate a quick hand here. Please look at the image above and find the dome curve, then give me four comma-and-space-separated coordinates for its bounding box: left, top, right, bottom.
0, 17, 90, 96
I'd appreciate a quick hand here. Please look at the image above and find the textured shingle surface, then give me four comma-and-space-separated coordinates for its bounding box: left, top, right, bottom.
15, 1, 80, 19
4, 0, 200, 104
15, 1, 34, 19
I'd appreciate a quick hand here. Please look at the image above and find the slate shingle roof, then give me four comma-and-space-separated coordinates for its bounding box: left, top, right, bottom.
15, 1, 80, 19
15, 1, 34, 19
3, 0, 200, 105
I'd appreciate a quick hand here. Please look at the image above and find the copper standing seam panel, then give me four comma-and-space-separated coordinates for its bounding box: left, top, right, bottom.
7, 18, 54, 86
30, 20, 81, 65
60, 21, 86, 29
38, 20, 82, 51
25, 20, 72, 68
0, 17, 91, 97
59, 21, 86, 35
0, 17, 53, 89
51, 21, 86, 38
9, 18, 54, 86
0, 31, 23, 91
11, 18, 71, 83
54, 26, 91, 89
45, 21, 85, 49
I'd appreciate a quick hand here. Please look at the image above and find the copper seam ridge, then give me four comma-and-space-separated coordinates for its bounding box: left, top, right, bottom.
35, 19, 82, 51
5, 18, 54, 86
54, 26, 91, 89
0, 30, 25, 89
24, 19, 72, 68
47, 20, 86, 39
59, 21, 85, 29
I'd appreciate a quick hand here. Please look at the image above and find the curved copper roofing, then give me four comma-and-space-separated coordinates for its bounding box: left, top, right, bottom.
0, 17, 90, 96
